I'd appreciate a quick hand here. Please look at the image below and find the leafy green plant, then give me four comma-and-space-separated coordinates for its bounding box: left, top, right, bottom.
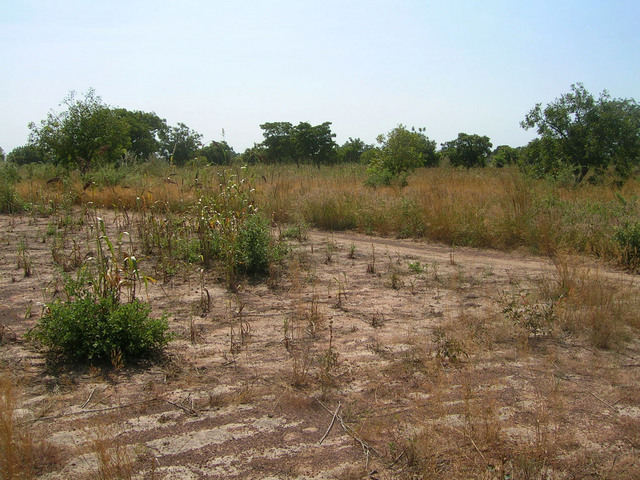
28, 217, 171, 364
408, 261, 425, 274
30, 289, 170, 363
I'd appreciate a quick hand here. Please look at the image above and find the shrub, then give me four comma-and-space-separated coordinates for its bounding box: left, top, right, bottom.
366, 125, 437, 186
191, 167, 287, 287
0, 163, 26, 213
29, 291, 171, 363
615, 221, 640, 270
236, 213, 285, 275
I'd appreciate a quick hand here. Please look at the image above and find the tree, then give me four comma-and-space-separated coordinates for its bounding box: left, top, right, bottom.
114, 109, 167, 159
521, 83, 640, 182
259, 121, 337, 166
373, 125, 438, 173
491, 145, 519, 168
292, 121, 337, 167
0, 147, 4, 162
337, 137, 370, 163
198, 140, 236, 165
6, 145, 45, 165
159, 122, 203, 165
442, 133, 493, 168
259, 122, 295, 164
28, 89, 130, 169
366, 125, 438, 186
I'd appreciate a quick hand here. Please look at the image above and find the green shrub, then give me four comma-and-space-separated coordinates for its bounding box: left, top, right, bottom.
0, 163, 26, 213
615, 221, 640, 270
236, 213, 285, 275
190, 167, 288, 287
29, 291, 171, 363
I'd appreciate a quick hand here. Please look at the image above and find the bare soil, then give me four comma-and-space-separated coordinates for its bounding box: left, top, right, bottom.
1, 211, 639, 479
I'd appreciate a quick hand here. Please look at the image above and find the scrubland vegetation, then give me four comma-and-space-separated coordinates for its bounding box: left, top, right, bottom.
1, 84, 640, 478
2, 160, 640, 271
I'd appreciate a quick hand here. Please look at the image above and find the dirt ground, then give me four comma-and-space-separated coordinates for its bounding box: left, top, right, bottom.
1, 211, 639, 479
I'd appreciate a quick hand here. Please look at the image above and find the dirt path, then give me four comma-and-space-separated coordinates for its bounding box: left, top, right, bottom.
1, 214, 639, 478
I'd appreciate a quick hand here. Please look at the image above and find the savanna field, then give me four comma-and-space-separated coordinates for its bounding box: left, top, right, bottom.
1, 160, 640, 479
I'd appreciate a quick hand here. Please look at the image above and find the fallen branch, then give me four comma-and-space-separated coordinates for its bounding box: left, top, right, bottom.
165, 399, 198, 416
316, 398, 382, 457
319, 402, 341, 444
81, 386, 97, 409
24, 399, 158, 424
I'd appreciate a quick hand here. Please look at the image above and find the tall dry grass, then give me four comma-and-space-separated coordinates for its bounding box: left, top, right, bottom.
9, 162, 640, 268
0, 377, 34, 479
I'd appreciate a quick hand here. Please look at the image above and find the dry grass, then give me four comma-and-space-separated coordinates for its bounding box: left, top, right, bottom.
12, 163, 640, 269
0, 375, 60, 479
90, 427, 134, 480
0, 376, 34, 480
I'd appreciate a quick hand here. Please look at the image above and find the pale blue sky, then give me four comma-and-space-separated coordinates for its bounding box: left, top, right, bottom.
1, 0, 639, 154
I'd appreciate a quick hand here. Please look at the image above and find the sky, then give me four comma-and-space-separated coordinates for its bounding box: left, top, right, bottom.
1, 0, 639, 154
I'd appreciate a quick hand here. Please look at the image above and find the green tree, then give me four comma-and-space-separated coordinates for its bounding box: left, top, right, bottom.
367, 125, 438, 185
159, 122, 203, 165
198, 140, 236, 165
337, 137, 370, 163
259, 121, 338, 166
6, 145, 45, 165
0, 146, 4, 162
442, 133, 493, 168
114, 109, 167, 159
292, 121, 337, 167
491, 145, 519, 168
28, 89, 130, 169
521, 83, 640, 182
259, 122, 295, 164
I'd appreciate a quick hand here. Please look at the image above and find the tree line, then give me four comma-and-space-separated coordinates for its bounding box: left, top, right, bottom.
2, 84, 639, 185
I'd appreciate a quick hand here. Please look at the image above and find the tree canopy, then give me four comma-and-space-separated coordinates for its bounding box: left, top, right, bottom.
198, 140, 236, 165
521, 83, 640, 182
25, 89, 207, 169
159, 122, 203, 166
442, 133, 493, 168
259, 121, 337, 166
365, 125, 438, 186
29, 89, 130, 169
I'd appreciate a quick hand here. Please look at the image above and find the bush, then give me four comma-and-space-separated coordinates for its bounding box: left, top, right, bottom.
366, 125, 438, 186
0, 163, 26, 213
236, 213, 285, 275
29, 291, 171, 363
615, 221, 640, 270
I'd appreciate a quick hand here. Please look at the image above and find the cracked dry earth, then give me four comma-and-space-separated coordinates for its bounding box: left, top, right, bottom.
1, 211, 640, 479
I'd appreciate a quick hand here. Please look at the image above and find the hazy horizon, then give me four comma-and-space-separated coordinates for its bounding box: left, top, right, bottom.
2, 1, 639, 155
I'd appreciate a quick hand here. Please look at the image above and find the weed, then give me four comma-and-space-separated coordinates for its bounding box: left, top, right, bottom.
281, 222, 308, 242
366, 244, 376, 274
388, 269, 403, 290
501, 291, 556, 338
408, 261, 425, 274
16, 240, 31, 277
333, 273, 348, 307
90, 427, 133, 480
433, 328, 468, 365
